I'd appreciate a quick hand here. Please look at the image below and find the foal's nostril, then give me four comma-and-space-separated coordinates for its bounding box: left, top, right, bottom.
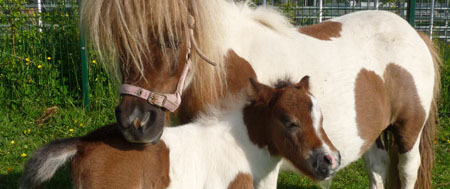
323, 155, 332, 166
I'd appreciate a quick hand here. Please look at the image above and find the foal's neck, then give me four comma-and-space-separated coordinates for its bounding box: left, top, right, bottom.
162, 109, 282, 187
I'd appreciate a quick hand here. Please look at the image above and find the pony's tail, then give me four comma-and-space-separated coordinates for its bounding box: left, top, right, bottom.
20, 138, 79, 189
415, 32, 441, 189
385, 32, 441, 189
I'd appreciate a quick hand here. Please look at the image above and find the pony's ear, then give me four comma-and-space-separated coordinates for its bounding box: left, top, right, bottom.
295, 75, 310, 90
247, 77, 273, 103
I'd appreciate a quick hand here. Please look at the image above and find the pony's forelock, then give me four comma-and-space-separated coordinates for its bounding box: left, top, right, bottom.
81, 0, 228, 99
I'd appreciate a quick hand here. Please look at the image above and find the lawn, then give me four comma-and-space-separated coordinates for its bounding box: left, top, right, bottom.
0, 100, 449, 188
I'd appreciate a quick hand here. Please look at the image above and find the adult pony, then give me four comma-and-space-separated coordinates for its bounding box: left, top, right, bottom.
21, 76, 341, 188
81, 0, 440, 188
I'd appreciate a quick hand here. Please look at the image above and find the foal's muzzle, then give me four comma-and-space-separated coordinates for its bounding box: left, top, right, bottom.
310, 150, 341, 180
115, 97, 165, 144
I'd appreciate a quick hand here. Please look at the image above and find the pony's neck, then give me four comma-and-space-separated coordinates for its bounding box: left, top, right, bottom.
162, 107, 281, 186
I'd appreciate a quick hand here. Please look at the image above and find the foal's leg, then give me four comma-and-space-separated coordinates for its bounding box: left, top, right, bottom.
363, 138, 390, 189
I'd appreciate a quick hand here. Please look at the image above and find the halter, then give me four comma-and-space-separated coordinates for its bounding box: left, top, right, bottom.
118, 16, 215, 112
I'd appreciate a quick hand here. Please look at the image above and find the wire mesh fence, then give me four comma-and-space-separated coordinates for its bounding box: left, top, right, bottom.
254, 0, 450, 41
0, 0, 115, 111
0, 0, 449, 112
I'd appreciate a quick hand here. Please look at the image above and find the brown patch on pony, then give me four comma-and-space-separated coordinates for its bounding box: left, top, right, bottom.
355, 63, 428, 156
354, 69, 391, 155
177, 50, 256, 123
71, 124, 170, 188
385, 32, 441, 189
383, 64, 426, 154
228, 173, 254, 189
298, 21, 342, 41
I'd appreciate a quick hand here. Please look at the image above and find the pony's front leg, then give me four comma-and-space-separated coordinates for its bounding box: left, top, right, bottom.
362, 139, 390, 189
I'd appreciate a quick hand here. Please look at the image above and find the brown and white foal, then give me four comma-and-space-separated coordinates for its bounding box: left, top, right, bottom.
21, 76, 340, 188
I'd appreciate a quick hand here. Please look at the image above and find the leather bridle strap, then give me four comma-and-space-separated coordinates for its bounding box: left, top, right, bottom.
118, 15, 215, 112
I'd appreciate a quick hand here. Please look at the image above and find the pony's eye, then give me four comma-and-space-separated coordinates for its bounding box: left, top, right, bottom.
158, 37, 182, 49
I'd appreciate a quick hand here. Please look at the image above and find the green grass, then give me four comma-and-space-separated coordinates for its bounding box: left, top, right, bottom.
0, 107, 449, 188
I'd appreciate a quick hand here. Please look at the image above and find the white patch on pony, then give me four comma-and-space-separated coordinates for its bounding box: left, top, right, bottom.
309, 95, 333, 154
162, 104, 282, 188
363, 144, 390, 189
398, 129, 423, 189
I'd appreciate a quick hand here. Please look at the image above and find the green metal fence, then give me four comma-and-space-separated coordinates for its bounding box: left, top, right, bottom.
0, 0, 448, 112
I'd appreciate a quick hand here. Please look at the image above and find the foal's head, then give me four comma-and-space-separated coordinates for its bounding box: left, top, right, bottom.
244, 76, 341, 180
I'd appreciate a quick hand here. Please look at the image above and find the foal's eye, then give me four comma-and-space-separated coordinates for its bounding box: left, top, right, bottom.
280, 115, 298, 129
284, 121, 298, 129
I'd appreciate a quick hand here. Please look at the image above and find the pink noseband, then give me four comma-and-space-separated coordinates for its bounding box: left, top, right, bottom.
119, 16, 215, 112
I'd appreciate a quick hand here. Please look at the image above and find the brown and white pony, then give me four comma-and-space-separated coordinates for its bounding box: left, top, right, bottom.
20, 76, 341, 188
80, 0, 440, 188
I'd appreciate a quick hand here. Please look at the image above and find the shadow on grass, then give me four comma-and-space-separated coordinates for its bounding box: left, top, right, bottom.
277, 183, 320, 189
0, 164, 72, 189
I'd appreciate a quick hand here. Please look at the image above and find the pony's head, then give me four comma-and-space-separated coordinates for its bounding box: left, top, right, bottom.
81, 1, 227, 143
244, 76, 340, 180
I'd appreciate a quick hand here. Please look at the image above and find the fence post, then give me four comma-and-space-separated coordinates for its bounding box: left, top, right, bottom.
78, 0, 89, 110
429, 0, 435, 39
319, 0, 323, 23
406, 0, 416, 26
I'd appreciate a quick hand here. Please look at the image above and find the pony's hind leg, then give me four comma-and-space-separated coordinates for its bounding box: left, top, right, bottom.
391, 121, 424, 189
397, 136, 422, 189
363, 137, 390, 189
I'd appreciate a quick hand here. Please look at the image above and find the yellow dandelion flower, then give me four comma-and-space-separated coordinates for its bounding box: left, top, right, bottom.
37, 65, 42, 69
25, 58, 30, 62
47, 57, 51, 60
21, 153, 27, 157
69, 134, 73, 137
23, 130, 27, 134
92, 60, 96, 64
10, 141, 15, 144
74, 120, 78, 124
69, 128, 74, 133
79, 123, 83, 127
27, 129, 31, 133
447, 139, 450, 144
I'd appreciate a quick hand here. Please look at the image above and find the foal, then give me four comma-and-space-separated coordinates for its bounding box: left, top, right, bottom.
21, 76, 340, 188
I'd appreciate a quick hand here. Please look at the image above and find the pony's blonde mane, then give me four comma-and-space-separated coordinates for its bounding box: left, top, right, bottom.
80, 0, 295, 107
81, 0, 227, 102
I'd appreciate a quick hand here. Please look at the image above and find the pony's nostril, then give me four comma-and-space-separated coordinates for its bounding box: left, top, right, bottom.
132, 117, 142, 129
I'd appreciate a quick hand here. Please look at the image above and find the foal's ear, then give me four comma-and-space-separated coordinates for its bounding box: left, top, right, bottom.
295, 75, 310, 90
247, 77, 273, 102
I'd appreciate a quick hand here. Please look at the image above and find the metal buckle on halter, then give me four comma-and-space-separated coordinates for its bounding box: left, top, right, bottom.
147, 92, 167, 107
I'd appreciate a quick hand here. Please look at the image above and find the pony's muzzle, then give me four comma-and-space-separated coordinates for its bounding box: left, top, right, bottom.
115, 97, 165, 144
